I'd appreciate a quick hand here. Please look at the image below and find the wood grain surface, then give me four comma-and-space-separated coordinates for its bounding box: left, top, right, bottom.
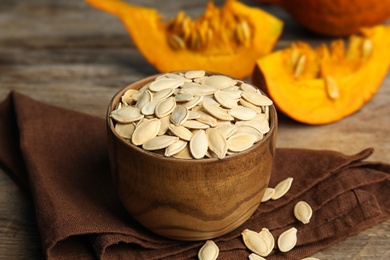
0, 0, 389, 259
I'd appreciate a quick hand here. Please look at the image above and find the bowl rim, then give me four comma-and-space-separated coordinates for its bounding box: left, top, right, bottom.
107, 71, 277, 164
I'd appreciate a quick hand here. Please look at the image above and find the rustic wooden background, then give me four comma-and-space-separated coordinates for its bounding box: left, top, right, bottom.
0, 0, 389, 259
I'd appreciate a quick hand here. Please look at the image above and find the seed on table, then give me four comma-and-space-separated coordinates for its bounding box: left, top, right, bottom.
248, 253, 266, 260
241, 229, 269, 257
198, 240, 219, 260
272, 177, 293, 200
258, 228, 274, 256
261, 187, 275, 202
294, 201, 313, 224
277, 227, 297, 252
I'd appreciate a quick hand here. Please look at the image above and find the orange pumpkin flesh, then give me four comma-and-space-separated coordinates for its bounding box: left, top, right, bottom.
255, 0, 390, 36
252, 25, 390, 125
85, 0, 283, 78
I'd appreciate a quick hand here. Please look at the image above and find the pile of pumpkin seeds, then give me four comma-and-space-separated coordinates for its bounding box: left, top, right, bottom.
197, 177, 316, 260
110, 70, 273, 159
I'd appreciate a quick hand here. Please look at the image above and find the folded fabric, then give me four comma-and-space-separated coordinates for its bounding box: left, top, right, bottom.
0, 91, 389, 260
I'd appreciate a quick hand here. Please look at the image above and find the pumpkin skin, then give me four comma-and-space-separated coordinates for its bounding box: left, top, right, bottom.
252, 25, 390, 125
255, 0, 390, 36
85, 0, 283, 78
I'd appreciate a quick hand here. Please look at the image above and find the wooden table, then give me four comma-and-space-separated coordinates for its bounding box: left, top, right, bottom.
0, 0, 389, 258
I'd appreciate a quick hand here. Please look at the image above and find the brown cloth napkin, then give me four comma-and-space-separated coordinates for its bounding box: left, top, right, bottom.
0, 91, 389, 260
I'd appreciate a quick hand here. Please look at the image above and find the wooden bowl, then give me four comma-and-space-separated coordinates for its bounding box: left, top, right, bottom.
106, 72, 277, 241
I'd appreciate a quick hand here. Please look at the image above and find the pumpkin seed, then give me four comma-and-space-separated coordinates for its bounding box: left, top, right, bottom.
227, 133, 256, 152
183, 95, 203, 109
216, 125, 237, 139
198, 240, 219, 260
261, 187, 275, 202
241, 229, 269, 257
228, 106, 257, 121
142, 135, 179, 151
110, 106, 144, 123
207, 128, 228, 159
114, 123, 135, 139
170, 105, 189, 126
141, 100, 161, 116
240, 82, 257, 93
242, 91, 273, 106
188, 110, 200, 119
203, 75, 236, 89
277, 227, 297, 253
180, 82, 217, 96
195, 110, 218, 127
165, 139, 188, 157
258, 228, 274, 256
272, 177, 293, 200
361, 38, 372, 59
132, 118, 161, 146
184, 70, 206, 79
182, 120, 210, 130
190, 130, 208, 159
294, 54, 306, 77
149, 78, 184, 92
203, 102, 234, 121
172, 144, 193, 159
121, 89, 139, 104
325, 76, 339, 100
168, 124, 193, 141
248, 253, 266, 260
175, 92, 193, 102
214, 90, 239, 108
158, 115, 170, 135
155, 97, 176, 118
239, 98, 263, 113
294, 201, 313, 224
135, 89, 153, 109
153, 88, 175, 100
167, 33, 185, 50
